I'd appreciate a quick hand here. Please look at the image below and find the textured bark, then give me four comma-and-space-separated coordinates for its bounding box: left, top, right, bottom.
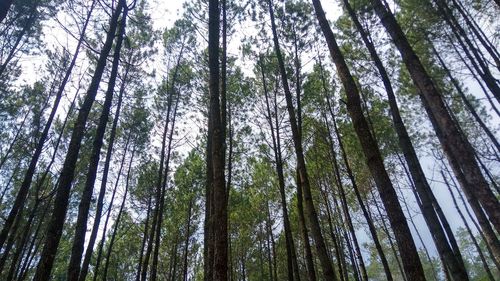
313, 0, 426, 279
208, 0, 227, 279
267, 0, 337, 279
32, 2, 124, 279
371, 0, 500, 254
343, 1, 469, 279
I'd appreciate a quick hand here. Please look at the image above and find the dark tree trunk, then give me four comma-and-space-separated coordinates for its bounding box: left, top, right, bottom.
371, 0, 500, 238
136, 194, 153, 281
102, 148, 135, 281
78, 54, 131, 281
208, 0, 227, 279
267, 0, 337, 279
260, 55, 299, 281
312, 0, 426, 279
32, 2, 125, 279
342, 1, 469, 279
442, 171, 496, 280
0, 0, 95, 248
67, 6, 127, 281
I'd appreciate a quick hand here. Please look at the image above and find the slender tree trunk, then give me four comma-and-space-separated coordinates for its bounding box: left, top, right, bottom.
371, 0, 500, 237
260, 55, 299, 281
182, 197, 193, 281
136, 194, 153, 281
267, 0, 337, 279
208, 0, 227, 279
67, 7, 127, 281
78, 54, 131, 281
343, 1, 469, 279
431, 45, 500, 153
434, 0, 500, 100
323, 124, 368, 281
320, 189, 345, 281
296, 170, 317, 281
92, 137, 131, 281
442, 171, 496, 281
449, 0, 500, 69
313, 0, 426, 279
32, 2, 124, 279
369, 189, 408, 281
0, 0, 95, 244
0, 109, 29, 173
102, 148, 135, 281
0, 0, 38, 77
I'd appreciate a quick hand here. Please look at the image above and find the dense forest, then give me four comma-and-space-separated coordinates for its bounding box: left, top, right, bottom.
0, 0, 499, 280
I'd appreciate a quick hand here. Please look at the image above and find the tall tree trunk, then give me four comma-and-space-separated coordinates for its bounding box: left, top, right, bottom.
78, 55, 131, 281
208, 0, 227, 279
312, 0, 426, 279
182, 197, 193, 281
443, 166, 500, 270
67, 6, 127, 281
267, 0, 337, 279
136, 194, 153, 281
442, 171, 496, 281
102, 148, 135, 281
320, 188, 345, 281
342, 1, 469, 279
260, 55, 299, 281
32, 2, 125, 279
369, 189, 408, 281
92, 136, 131, 281
0, 18, 88, 243
371, 0, 500, 237
296, 169, 317, 281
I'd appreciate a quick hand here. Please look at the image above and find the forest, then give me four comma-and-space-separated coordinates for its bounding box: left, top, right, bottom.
0, 0, 499, 280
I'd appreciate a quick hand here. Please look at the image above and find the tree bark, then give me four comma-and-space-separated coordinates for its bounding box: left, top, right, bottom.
67, 6, 127, 281
343, 1, 469, 279
0, 0, 96, 252
32, 2, 124, 279
371, 0, 500, 237
267, 0, 337, 279
312, 0, 426, 279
